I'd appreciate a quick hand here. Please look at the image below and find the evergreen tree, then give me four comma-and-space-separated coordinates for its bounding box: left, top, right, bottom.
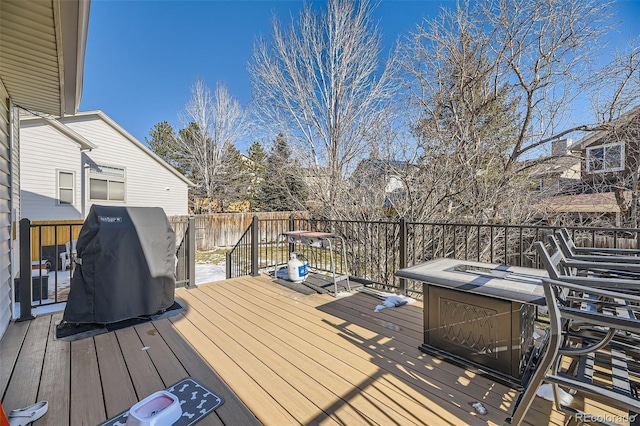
215, 143, 252, 211
146, 121, 186, 174
254, 134, 308, 211
246, 142, 267, 210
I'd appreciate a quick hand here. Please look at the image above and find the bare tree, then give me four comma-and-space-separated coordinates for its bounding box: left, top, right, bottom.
178, 78, 248, 212
249, 0, 398, 219
400, 0, 615, 223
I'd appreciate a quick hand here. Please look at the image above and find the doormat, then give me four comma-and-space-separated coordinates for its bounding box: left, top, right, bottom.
55, 301, 184, 341
98, 377, 224, 426
272, 278, 318, 295
270, 270, 352, 295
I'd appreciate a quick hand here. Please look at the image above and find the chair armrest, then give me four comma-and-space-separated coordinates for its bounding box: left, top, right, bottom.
563, 258, 640, 273
566, 253, 640, 263
552, 275, 640, 293
543, 278, 640, 334
572, 246, 640, 256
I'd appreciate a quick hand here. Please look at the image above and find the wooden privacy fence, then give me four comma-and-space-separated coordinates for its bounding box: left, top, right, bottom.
169, 211, 309, 250
30, 220, 83, 264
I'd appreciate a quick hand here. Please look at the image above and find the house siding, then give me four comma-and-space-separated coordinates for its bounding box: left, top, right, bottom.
20, 121, 83, 221
20, 113, 190, 221
65, 116, 189, 216
0, 81, 12, 338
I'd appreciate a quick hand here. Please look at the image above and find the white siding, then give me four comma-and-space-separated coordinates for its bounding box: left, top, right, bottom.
63, 115, 189, 216
0, 81, 12, 338
20, 121, 83, 221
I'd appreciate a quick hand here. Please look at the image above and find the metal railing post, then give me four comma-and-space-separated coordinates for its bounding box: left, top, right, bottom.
18, 218, 35, 321
399, 217, 407, 295
226, 251, 232, 279
288, 214, 295, 254
187, 216, 196, 288
251, 215, 259, 276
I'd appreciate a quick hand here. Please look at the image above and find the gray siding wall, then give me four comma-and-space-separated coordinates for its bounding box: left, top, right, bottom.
0, 81, 12, 338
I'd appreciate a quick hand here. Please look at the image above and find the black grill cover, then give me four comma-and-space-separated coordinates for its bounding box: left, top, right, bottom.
63, 205, 176, 324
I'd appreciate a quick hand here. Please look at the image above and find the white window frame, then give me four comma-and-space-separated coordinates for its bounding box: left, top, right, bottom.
56, 170, 75, 206
88, 164, 126, 202
585, 142, 625, 173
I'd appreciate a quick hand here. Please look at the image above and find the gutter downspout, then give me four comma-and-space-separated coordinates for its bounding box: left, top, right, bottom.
82, 163, 89, 218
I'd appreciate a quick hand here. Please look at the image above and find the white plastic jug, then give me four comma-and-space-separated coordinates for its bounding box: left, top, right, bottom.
287, 252, 308, 283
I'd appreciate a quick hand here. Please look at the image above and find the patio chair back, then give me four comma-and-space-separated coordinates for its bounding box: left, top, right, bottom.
534, 239, 568, 280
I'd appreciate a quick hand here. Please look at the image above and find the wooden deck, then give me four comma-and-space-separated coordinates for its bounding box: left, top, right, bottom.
0, 275, 621, 425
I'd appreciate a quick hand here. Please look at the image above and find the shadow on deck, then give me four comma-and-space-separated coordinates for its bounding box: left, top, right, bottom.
1, 275, 570, 425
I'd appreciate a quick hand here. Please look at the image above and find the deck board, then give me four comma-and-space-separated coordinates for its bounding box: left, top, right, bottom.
156, 316, 261, 426
221, 276, 572, 425
2, 315, 50, 412
188, 286, 421, 425
70, 336, 106, 425
217, 276, 506, 424
199, 283, 473, 425
1, 274, 627, 425
174, 289, 338, 425
133, 321, 189, 387
95, 331, 138, 418
0, 319, 29, 399
34, 312, 70, 426
115, 326, 165, 398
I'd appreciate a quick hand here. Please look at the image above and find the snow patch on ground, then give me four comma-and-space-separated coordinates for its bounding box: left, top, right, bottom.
195, 263, 226, 285
14, 262, 226, 317
44, 262, 226, 289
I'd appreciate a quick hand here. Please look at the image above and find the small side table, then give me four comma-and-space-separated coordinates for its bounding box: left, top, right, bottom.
276, 230, 350, 295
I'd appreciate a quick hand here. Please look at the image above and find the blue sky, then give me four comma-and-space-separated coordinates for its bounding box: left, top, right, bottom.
80, 0, 640, 152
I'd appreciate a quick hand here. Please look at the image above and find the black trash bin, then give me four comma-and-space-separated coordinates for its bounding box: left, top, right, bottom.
15, 273, 49, 302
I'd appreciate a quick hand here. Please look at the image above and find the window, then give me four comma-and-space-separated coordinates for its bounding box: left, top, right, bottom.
586, 142, 625, 173
89, 164, 126, 201
57, 171, 74, 205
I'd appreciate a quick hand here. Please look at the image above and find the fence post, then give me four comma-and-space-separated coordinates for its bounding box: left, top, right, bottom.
399, 217, 407, 295
226, 251, 232, 279
187, 216, 196, 288
251, 215, 259, 276
17, 218, 35, 321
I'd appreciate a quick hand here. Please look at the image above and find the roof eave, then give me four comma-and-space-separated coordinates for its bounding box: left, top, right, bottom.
0, 0, 90, 116
57, 0, 91, 115
21, 114, 97, 150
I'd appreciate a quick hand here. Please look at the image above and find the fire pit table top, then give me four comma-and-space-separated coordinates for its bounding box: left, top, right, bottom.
395, 258, 548, 305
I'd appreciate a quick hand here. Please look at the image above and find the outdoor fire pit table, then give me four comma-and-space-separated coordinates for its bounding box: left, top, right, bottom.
395, 258, 548, 387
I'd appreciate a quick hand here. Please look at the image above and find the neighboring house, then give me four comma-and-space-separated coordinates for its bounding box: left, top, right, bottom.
528, 139, 581, 197
0, 0, 90, 338
568, 105, 640, 185
537, 192, 624, 224
534, 107, 640, 225
20, 111, 194, 221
